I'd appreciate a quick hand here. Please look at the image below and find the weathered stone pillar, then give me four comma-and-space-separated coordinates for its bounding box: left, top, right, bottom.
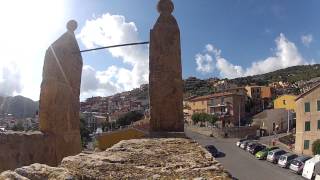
149, 0, 184, 132
39, 20, 82, 165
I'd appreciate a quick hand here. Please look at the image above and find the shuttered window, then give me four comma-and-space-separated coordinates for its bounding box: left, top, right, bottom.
305, 121, 311, 131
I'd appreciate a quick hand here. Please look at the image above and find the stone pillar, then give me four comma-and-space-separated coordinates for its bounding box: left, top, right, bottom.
39, 20, 83, 165
149, 0, 184, 132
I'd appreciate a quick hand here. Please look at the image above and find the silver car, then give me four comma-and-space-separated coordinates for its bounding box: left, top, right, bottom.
278, 153, 298, 168
267, 149, 286, 163
289, 156, 311, 174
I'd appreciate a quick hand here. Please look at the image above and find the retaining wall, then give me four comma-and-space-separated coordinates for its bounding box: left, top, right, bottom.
0, 131, 56, 172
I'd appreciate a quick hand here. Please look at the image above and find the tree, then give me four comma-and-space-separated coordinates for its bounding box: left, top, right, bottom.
191, 113, 217, 126
116, 111, 144, 127
80, 116, 91, 147
312, 139, 320, 155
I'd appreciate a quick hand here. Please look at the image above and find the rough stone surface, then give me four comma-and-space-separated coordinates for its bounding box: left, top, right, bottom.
149, 0, 184, 132
0, 131, 55, 172
39, 20, 83, 165
0, 138, 232, 180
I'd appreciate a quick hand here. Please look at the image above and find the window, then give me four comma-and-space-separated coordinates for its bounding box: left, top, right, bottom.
305, 121, 311, 131
317, 100, 320, 111
304, 140, 310, 150
318, 120, 320, 130
283, 100, 286, 105
305, 102, 310, 112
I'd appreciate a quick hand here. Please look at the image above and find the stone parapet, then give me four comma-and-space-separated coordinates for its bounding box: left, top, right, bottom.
0, 138, 232, 179
0, 131, 56, 172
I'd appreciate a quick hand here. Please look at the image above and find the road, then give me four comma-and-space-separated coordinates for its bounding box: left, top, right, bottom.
185, 129, 304, 180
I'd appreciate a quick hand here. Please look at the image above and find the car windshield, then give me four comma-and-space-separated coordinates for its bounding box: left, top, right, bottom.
279, 156, 286, 161
268, 151, 273, 155
291, 160, 301, 166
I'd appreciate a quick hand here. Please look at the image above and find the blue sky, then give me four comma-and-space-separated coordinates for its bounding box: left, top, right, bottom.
0, 0, 319, 100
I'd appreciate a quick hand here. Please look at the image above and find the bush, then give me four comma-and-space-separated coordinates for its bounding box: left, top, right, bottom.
116, 111, 144, 127
191, 113, 218, 126
312, 139, 320, 155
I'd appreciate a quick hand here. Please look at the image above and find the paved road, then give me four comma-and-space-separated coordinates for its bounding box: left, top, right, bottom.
185, 129, 304, 180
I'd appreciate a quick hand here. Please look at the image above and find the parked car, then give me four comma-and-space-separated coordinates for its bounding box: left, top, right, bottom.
249, 144, 266, 155
289, 156, 311, 174
267, 149, 286, 163
205, 145, 219, 157
302, 155, 320, 180
246, 142, 259, 152
240, 140, 251, 150
236, 139, 246, 147
278, 153, 298, 168
255, 146, 279, 160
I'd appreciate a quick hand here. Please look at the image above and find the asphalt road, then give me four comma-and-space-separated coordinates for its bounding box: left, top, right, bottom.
185, 129, 304, 180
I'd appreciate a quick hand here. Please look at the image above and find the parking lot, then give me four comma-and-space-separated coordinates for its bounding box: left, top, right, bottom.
185, 129, 304, 180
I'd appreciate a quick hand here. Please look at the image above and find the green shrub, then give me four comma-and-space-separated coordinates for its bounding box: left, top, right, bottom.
191, 113, 218, 126
312, 139, 320, 155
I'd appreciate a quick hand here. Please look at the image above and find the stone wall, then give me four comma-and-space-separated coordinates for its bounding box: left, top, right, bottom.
0, 138, 232, 179
0, 131, 56, 172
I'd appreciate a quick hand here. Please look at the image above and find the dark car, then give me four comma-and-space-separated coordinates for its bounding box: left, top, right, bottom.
249, 144, 266, 155
205, 145, 219, 157
246, 142, 259, 152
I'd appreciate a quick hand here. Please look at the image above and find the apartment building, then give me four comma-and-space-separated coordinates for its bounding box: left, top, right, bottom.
295, 84, 320, 155
186, 92, 246, 127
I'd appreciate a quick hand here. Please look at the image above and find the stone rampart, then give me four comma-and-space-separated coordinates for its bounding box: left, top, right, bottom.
0, 131, 56, 172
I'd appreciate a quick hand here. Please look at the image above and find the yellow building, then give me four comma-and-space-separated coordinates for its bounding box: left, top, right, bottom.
186, 95, 210, 115
295, 84, 320, 155
274, 95, 297, 111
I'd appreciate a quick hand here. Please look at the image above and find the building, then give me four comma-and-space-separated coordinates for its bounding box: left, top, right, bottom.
252, 109, 291, 136
295, 84, 320, 155
219, 87, 248, 96
245, 86, 263, 113
274, 95, 297, 111
245, 86, 275, 113
186, 92, 246, 127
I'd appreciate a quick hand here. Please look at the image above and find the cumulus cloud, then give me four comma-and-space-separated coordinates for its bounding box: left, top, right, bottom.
81, 65, 121, 99
0, 62, 22, 96
301, 34, 313, 47
196, 33, 310, 79
195, 44, 218, 73
77, 13, 149, 98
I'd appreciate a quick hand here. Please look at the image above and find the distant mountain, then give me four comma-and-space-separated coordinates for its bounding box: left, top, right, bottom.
0, 96, 39, 118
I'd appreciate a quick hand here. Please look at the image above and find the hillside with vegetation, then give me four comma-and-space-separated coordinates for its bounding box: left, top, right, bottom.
230, 64, 320, 85
184, 64, 320, 97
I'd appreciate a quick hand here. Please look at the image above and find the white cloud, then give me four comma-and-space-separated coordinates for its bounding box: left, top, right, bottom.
301, 34, 313, 47
77, 13, 149, 98
81, 65, 121, 100
0, 62, 22, 96
197, 33, 311, 79
195, 53, 214, 73
0, 0, 68, 100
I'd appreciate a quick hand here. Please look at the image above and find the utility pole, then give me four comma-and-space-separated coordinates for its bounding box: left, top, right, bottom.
287, 109, 290, 134
239, 100, 241, 127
